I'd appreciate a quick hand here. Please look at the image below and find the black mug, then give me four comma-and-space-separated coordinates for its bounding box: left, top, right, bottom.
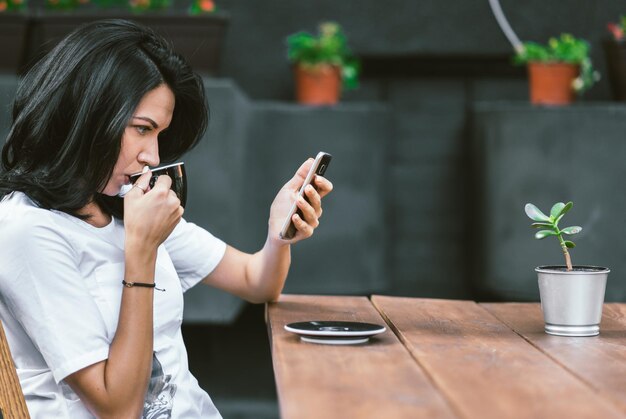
129, 162, 187, 208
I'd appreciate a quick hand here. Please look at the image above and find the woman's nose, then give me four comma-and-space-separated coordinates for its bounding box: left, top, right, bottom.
139, 138, 160, 167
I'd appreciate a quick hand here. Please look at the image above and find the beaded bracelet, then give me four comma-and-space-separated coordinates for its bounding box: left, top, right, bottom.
122, 280, 165, 292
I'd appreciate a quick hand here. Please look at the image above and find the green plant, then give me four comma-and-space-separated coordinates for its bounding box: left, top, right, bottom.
0, 0, 25, 11
286, 22, 360, 90
91, 0, 215, 13
127, 0, 169, 12
188, 0, 215, 15
45, 0, 88, 10
513, 33, 600, 94
525, 201, 582, 271
90, 0, 125, 9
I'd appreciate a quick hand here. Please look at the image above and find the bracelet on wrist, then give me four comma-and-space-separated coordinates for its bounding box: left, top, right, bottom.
122, 280, 165, 292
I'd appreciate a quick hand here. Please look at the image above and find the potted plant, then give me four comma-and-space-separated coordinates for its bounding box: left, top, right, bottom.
604, 16, 626, 101
525, 201, 609, 337
0, 0, 29, 74
514, 34, 600, 105
286, 21, 360, 105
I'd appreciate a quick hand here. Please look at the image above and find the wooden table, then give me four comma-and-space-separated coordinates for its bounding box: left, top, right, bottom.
266, 295, 626, 419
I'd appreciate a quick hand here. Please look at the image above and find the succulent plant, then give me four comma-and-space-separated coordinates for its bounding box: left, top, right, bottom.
525, 201, 582, 271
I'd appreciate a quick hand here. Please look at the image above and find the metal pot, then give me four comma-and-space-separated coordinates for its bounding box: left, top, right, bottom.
536, 265, 609, 337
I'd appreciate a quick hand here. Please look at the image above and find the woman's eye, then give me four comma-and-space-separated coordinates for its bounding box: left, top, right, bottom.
135, 126, 151, 135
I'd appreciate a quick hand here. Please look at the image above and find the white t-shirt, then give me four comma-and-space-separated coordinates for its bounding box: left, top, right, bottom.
0, 191, 227, 418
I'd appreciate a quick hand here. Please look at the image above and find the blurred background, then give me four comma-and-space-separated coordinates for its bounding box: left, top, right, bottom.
2, 1, 626, 417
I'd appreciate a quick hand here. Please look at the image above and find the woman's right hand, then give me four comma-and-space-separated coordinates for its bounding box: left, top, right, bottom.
123, 171, 184, 249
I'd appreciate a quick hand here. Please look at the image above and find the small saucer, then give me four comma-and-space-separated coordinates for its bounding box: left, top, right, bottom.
284, 321, 386, 345
300, 335, 371, 345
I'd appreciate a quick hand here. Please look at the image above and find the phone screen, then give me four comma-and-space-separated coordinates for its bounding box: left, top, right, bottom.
279, 152, 332, 240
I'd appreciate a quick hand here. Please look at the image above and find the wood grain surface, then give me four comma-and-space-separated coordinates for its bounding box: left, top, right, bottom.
372, 296, 624, 419
0, 320, 29, 418
266, 294, 457, 419
482, 302, 626, 415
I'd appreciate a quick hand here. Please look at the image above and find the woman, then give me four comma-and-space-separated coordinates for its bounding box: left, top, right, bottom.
0, 19, 332, 418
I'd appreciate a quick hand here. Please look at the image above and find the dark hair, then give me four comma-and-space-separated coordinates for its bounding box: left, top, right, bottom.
0, 19, 208, 218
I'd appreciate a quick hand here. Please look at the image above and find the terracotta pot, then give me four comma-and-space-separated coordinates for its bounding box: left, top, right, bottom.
294, 64, 341, 105
527, 62, 579, 105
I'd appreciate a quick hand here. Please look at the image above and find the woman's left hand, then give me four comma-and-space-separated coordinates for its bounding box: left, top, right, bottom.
268, 158, 333, 243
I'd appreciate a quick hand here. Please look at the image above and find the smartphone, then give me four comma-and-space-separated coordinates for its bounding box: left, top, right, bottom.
279, 151, 332, 240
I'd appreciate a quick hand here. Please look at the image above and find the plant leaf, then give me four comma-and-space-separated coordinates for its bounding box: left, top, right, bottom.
525, 203, 551, 223
550, 202, 565, 219
531, 222, 553, 229
561, 226, 582, 235
535, 230, 557, 239
553, 202, 573, 227
564, 241, 576, 248
557, 202, 573, 218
